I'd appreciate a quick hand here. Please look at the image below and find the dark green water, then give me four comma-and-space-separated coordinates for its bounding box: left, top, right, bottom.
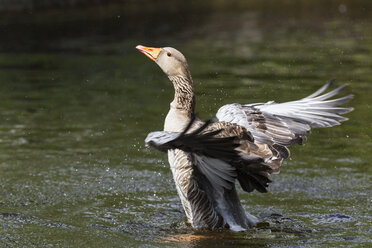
0, 1, 371, 247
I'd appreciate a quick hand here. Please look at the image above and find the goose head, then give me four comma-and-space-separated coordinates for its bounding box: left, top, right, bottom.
136, 45, 190, 78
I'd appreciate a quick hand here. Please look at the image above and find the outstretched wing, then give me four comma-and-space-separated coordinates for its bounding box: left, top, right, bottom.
145, 117, 275, 193
216, 80, 353, 146
145, 118, 242, 160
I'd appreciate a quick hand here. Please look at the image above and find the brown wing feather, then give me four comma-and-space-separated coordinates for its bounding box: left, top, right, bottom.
146, 118, 287, 193
201, 121, 285, 192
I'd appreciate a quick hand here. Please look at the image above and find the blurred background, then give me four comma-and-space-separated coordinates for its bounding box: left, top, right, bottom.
0, 1, 371, 247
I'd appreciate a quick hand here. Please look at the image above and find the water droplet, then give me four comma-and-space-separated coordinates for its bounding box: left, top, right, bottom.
338, 4, 347, 13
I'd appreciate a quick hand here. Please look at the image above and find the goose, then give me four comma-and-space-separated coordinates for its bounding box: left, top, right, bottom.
136, 45, 353, 231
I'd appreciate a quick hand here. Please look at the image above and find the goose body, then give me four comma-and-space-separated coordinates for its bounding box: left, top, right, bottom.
137, 45, 353, 230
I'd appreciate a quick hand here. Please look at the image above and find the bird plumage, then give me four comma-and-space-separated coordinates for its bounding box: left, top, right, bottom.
137, 45, 353, 231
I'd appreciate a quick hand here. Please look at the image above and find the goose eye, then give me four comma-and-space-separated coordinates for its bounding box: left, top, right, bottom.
167, 52, 172, 57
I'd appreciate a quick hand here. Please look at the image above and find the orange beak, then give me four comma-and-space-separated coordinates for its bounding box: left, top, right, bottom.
136, 45, 161, 61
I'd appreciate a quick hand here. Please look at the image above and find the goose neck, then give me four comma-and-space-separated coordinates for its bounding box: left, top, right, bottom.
168, 75, 195, 115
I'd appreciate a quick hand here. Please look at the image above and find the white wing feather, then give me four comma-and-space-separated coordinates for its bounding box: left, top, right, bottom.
216, 81, 353, 145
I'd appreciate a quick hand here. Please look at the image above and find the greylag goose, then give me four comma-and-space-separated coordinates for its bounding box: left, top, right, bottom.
136, 45, 353, 231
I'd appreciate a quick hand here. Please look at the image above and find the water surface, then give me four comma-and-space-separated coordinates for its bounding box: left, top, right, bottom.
0, 1, 371, 247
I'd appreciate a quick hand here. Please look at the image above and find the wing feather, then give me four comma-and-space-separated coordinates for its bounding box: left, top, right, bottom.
145, 118, 276, 193
194, 155, 236, 191
216, 81, 353, 146
145, 81, 353, 196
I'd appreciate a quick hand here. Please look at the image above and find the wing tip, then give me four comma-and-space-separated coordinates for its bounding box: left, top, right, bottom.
342, 106, 354, 114
328, 78, 336, 87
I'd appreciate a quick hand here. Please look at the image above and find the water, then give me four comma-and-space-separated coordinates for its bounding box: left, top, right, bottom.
0, 1, 371, 247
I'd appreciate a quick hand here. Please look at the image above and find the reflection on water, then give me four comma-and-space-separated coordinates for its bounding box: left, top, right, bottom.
0, 1, 371, 247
